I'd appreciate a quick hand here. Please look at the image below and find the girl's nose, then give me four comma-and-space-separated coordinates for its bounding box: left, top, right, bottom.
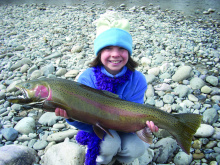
111, 48, 120, 57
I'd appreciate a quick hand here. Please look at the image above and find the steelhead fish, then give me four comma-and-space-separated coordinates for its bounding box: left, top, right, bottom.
8, 78, 202, 154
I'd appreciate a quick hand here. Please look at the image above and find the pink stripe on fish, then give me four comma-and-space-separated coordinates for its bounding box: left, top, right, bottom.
35, 85, 49, 99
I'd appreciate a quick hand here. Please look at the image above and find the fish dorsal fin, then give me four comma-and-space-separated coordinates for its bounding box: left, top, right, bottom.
136, 127, 153, 144
102, 90, 120, 98
93, 123, 114, 140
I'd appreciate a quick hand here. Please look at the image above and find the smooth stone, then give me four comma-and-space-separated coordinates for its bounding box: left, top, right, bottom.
172, 66, 193, 82
145, 74, 156, 84
14, 117, 36, 134
0, 91, 6, 100
56, 68, 67, 76
195, 124, 215, 137
38, 112, 63, 126
206, 75, 218, 86
71, 45, 83, 53
65, 69, 79, 78
10, 58, 32, 71
153, 137, 178, 163
11, 104, 22, 111
14, 45, 25, 51
192, 152, 205, 159
44, 52, 62, 60
41, 139, 85, 165
0, 145, 37, 164
148, 67, 160, 76
47, 129, 78, 142
33, 140, 48, 150
30, 70, 42, 79
20, 64, 29, 73
1, 128, 18, 141
211, 95, 220, 102
201, 85, 212, 94
145, 84, 154, 97
188, 94, 198, 102
138, 148, 154, 165
53, 123, 66, 129
154, 83, 171, 91
141, 57, 151, 66
163, 94, 174, 104
6, 80, 22, 92
41, 64, 55, 77
190, 77, 205, 90
174, 152, 193, 165
203, 108, 218, 124
192, 140, 202, 149
174, 85, 189, 98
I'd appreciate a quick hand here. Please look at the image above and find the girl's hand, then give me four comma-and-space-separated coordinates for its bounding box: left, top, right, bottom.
146, 121, 159, 133
55, 108, 69, 119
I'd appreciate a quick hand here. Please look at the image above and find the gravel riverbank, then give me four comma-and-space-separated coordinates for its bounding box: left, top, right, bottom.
0, 3, 220, 165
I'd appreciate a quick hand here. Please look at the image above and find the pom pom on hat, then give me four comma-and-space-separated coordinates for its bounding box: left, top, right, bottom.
94, 11, 132, 56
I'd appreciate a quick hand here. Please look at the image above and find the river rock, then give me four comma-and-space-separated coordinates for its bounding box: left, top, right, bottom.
194, 124, 215, 137
138, 148, 154, 165
1, 128, 18, 141
203, 108, 218, 124
190, 77, 205, 90
163, 94, 174, 104
65, 69, 79, 78
153, 137, 178, 163
174, 152, 193, 165
201, 85, 212, 94
38, 112, 63, 126
14, 117, 36, 134
145, 84, 154, 97
44, 52, 62, 60
174, 85, 189, 98
41, 139, 85, 165
148, 67, 160, 76
145, 74, 156, 84
6, 80, 22, 92
56, 68, 67, 76
206, 75, 218, 86
10, 58, 32, 71
47, 129, 78, 142
172, 66, 193, 82
0, 145, 38, 165
33, 140, 48, 150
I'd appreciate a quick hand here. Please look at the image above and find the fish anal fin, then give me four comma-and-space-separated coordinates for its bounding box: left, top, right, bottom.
136, 127, 153, 144
93, 123, 114, 140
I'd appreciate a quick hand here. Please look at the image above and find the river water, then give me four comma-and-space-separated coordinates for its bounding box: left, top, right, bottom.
1, 0, 220, 20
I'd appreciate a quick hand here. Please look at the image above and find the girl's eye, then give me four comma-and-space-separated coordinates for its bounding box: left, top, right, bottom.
119, 47, 126, 50
105, 46, 112, 50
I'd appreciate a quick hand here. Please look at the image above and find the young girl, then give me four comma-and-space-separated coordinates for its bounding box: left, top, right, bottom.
55, 11, 158, 165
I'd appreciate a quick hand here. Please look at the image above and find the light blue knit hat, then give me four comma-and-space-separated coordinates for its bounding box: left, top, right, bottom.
93, 11, 133, 56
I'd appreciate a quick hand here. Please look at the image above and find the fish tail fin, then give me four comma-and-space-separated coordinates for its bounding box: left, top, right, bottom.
172, 113, 202, 154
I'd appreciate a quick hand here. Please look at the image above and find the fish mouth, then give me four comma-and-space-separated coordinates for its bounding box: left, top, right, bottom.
15, 85, 29, 99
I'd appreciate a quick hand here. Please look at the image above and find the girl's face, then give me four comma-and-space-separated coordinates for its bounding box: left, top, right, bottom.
100, 46, 129, 75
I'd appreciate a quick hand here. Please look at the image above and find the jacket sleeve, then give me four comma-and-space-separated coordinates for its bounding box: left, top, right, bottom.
66, 68, 96, 133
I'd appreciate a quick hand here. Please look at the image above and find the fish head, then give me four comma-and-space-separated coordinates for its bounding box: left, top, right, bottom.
15, 80, 50, 102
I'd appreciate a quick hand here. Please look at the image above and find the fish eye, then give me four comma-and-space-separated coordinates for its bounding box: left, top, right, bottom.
24, 83, 31, 89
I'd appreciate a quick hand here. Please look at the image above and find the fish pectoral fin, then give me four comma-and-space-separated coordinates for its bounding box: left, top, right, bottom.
93, 123, 114, 140
136, 127, 153, 144
43, 100, 69, 112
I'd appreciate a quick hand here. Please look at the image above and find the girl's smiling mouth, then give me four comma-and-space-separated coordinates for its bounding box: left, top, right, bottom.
109, 60, 121, 64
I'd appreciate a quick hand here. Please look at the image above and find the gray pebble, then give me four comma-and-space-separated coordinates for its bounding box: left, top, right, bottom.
1, 128, 18, 141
